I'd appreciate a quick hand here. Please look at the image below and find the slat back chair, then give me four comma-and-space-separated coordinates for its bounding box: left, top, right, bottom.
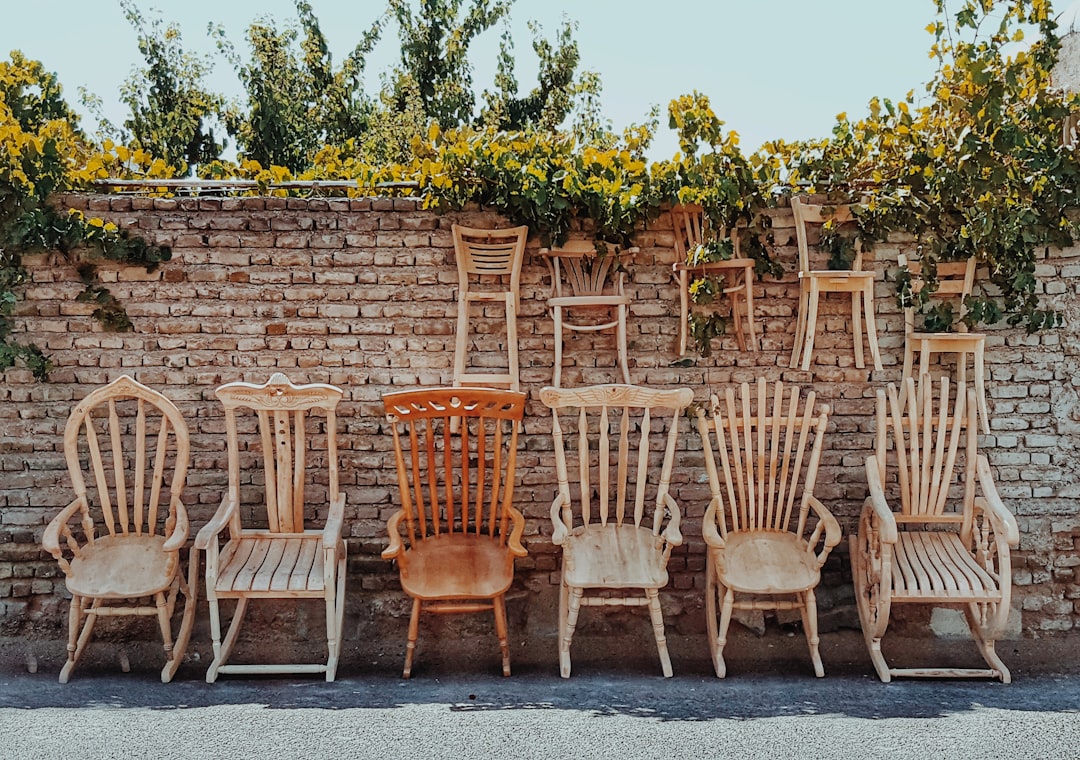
898, 253, 989, 433
695, 378, 840, 677
452, 224, 529, 393
195, 372, 347, 682
542, 237, 632, 387
540, 383, 695, 677
789, 196, 882, 371
670, 203, 757, 353
382, 387, 528, 677
42, 375, 196, 683
853, 375, 1019, 682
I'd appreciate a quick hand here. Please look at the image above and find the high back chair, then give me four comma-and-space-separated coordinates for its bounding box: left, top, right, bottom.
540, 383, 695, 677
695, 378, 839, 677
195, 373, 347, 682
670, 203, 757, 354
452, 224, 529, 393
898, 253, 989, 433
789, 196, 882, 371
382, 387, 528, 677
42, 375, 196, 683
541, 237, 632, 387
853, 375, 1019, 682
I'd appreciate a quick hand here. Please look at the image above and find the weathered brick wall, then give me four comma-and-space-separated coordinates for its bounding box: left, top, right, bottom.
1, 193, 1078, 647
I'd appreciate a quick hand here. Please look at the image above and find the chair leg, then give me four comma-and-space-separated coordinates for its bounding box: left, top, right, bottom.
850, 534, 893, 683
645, 588, 673, 678
851, 290, 865, 369
154, 590, 175, 666
552, 306, 564, 388
743, 269, 757, 352
404, 598, 422, 679
617, 303, 631, 384
901, 338, 916, 399
965, 603, 1012, 683
325, 549, 347, 682
715, 587, 734, 678
493, 595, 511, 677
705, 556, 720, 677
207, 596, 248, 683
730, 293, 747, 352
799, 590, 825, 677
560, 582, 583, 678
974, 341, 989, 434
506, 294, 520, 393
59, 595, 89, 684
677, 269, 689, 356
790, 283, 808, 369
162, 559, 198, 683
800, 284, 821, 371
862, 284, 883, 371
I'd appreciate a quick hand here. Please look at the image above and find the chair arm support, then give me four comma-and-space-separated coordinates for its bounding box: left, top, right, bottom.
976, 455, 1020, 547
194, 495, 238, 550
550, 494, 571, 545
322, 494, 346, 550
505, 506, 528, 558
702, 496, 726, 549
161, 498, 190, 552
381, 509, 407, 560
660, 493, 683, 547
805, 495, 842, 556
863, 457, 898, 544
42, 497, 86, 557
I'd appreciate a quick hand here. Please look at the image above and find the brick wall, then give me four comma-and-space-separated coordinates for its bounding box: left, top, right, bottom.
1, 193, 1078, 647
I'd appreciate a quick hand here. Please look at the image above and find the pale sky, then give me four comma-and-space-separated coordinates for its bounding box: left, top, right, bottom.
1, 1, 944, 161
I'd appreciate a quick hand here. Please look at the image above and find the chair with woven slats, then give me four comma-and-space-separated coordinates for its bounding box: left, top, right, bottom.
853, 375, 1019, 682
195, 373, 347, 682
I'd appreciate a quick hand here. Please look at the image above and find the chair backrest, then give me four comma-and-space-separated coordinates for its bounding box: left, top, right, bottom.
670, 204, 742, 263
696, 378, 829, 537
543, 238, 624, 299
63, 375, 190, 539
790, 196, 864, 273
382, 387, 526, 546
898, 253, 977, 334
875, 375, 977, 524
452, 224, 528, 290
216, 373, 343, 533
540, 384, 694, 533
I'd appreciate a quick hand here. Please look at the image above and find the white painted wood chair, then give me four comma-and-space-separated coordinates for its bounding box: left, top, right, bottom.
195, 373, 346, 682
695, 378, 840, 677
853, 375, 1019, 682
789, 196, 882, 371
382, 387, 528, 677
42, 375, 197, 683
540, 383, 695, 677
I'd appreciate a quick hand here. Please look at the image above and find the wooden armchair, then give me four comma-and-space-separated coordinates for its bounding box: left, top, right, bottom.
382, 387, 528, 677
42, 375, 196, 683
540, 383, 695, 678
195, 373, 346, 682
695, 378, 840, 677
853, 376, 1019, 682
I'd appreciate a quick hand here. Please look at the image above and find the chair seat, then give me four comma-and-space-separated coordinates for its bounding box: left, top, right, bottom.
802, 270, 875, 279
713, 531, 820, 594
891, 531, 1001, 602
401, 533, 514, 600
909, 332, 986, 344
548, 295, 630, 308
66, 534, 177, 599
216, 535, 325, 595
562, 524, 668, 589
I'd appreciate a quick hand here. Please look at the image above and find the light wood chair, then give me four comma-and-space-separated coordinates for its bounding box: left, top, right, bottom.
670, 203, 757, 354
853, 375, 1019, 682
42, 375, 196, 683
195, 373, 346, 682
382, 386, 528, 677
789, 196, 882, 371
452, 224, 529, 393
540, 383, 695, 677
541, 237, 632, 387
898, 253, 989, 433
695, 378, 840, 677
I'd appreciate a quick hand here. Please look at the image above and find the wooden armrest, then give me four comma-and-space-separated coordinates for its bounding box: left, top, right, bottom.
322, 494, 346, 549
975, 455, 1020, 547
863, 457, 898, 544
660, 493, 683, 547
161, 498, 190, 552
805, 495, 842, 550
505, 506, 528, 558
42, 497, 86, 556
550, 494, 571, 545
194, 495, 238, 550
701, 496, 726, 549
381, 510, 407, 560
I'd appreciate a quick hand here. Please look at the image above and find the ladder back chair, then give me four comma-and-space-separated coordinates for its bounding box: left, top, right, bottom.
853, 375, 1019, 682
42, 375, 196, 683
898, 253, 989, 433
382, 387, 528, 677
540, 383, 695, 677
695, 378, 840, 677
670, 203, 757, 354
452, 224, 529, 393
541, 237, 632, 387
789, 196, 882, 371
195, 373, 347, 682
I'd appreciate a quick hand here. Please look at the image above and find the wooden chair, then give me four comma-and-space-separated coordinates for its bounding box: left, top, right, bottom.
789, 196, 882, 371
695, 378, 840, 677
382, 386, 528, 677
541, 237, 632, 387
42, 375, 196, 683
670, 203, 757, 354
195, 373, 346, 682
540, 383, 695, 677
452, 224, 529, 393
853, 375, 1019, 682
898, 253, 989, 433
